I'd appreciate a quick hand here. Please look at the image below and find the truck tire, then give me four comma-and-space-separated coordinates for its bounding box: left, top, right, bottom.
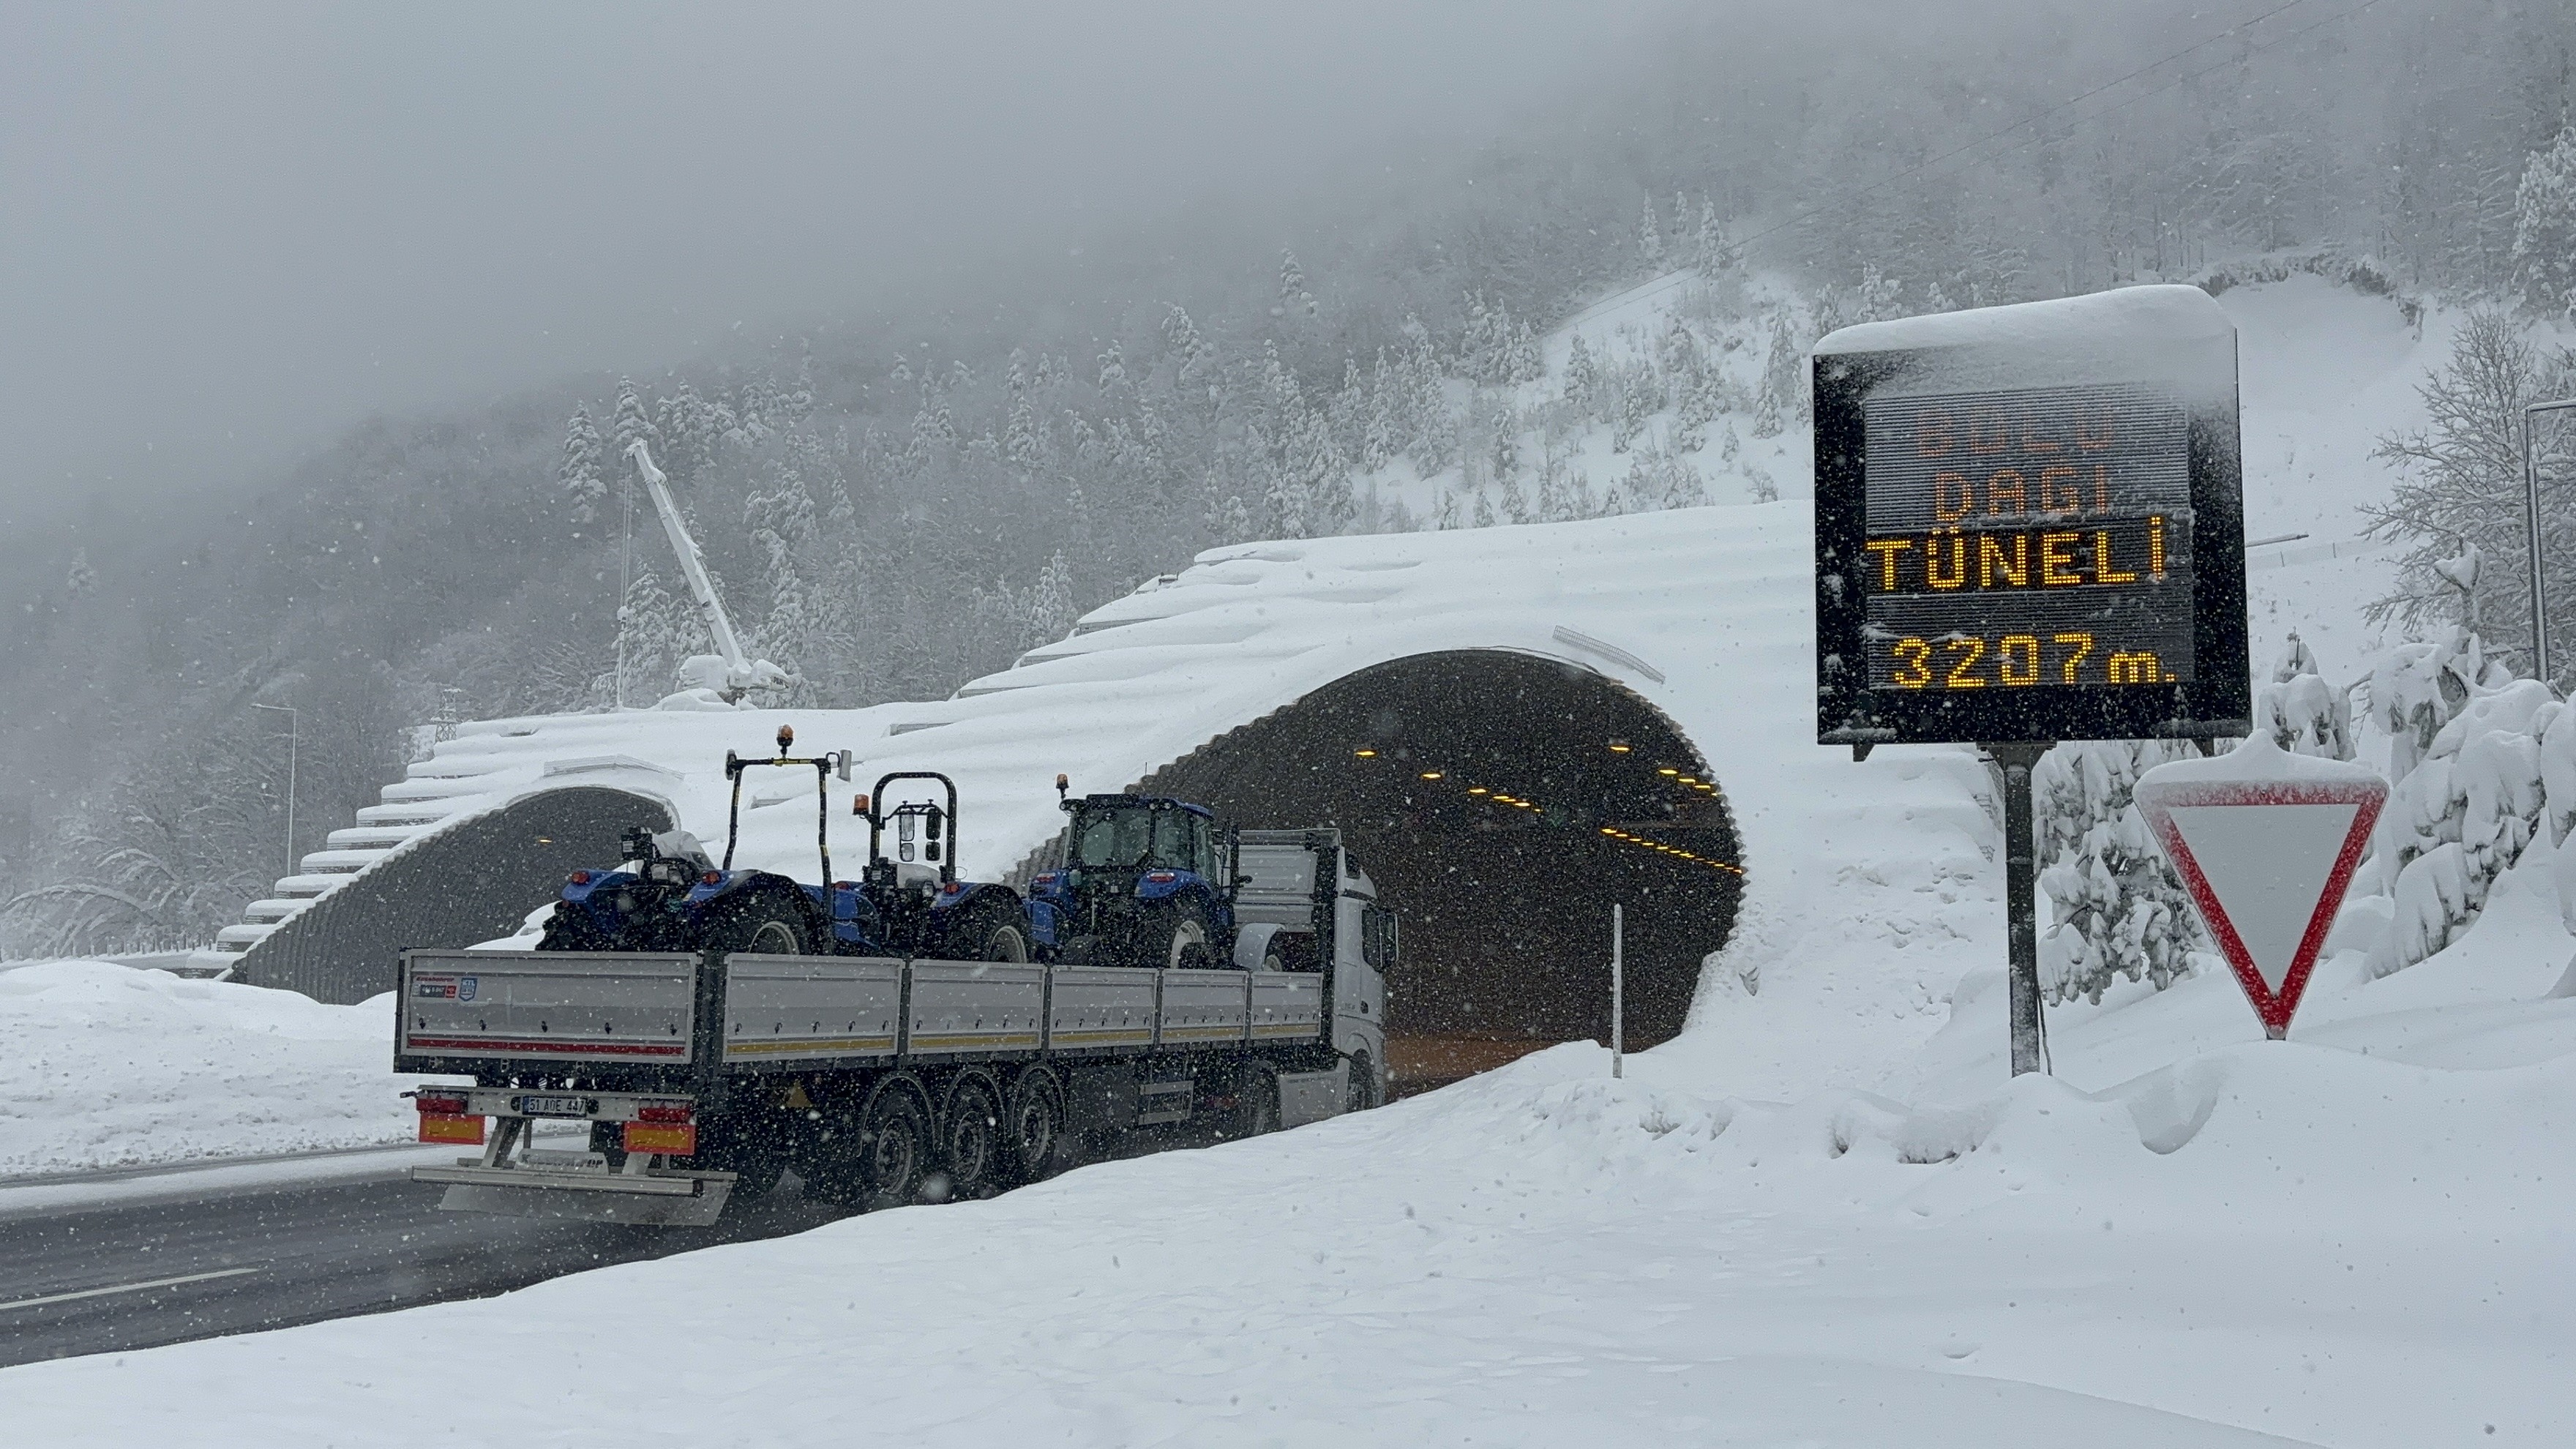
1228, 1065, 1278, 1141
935, 1075, 1003, 1200
701, 891, 813, 956
1000, 1067, 1066, 1185
1346, 1050, 1380, 1112
855, 1082, 929, 1210
679, 1109, 787, 1201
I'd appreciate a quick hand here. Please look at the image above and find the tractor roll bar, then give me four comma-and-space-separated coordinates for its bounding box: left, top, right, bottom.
863, 771, 962, 886
722, 724, 854, 880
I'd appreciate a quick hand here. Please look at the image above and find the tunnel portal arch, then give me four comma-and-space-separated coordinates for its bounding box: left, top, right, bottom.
239, 786, 676, 1004
1128, 650, 1742, 1094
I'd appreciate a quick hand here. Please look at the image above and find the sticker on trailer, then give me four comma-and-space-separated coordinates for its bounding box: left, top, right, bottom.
412, 975, 479, 1003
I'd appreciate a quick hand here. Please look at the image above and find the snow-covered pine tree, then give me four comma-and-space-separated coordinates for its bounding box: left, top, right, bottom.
1752, 312, 1800, 438
1278, 249, 1315, 318
558, 405, 606, 523
2036, 741, 2205, 1004
1693, 195, 1734, 275
1024, 549, 1077, 653
1564, 333, 1599, 416
1636, 194, 1663, 266
610, 378, 656, 465
1361, 351, 1399, 472
1611, 368, 1655, 454
2511, 121, 2576, 318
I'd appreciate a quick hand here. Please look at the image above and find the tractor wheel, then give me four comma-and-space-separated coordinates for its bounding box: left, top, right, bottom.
1160, 913, 1211, 971
700, 891, 813, 957
536, 904, 609, 952
981, 922, 1030, 962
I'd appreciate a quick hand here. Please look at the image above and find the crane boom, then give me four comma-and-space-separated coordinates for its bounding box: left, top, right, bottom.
626, 439, 785, 702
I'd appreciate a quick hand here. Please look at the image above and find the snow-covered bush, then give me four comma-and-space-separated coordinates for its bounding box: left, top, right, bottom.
2370, 678, 2555, 975
2254, 631, 2353, 759
2036, 741, 2204, 1004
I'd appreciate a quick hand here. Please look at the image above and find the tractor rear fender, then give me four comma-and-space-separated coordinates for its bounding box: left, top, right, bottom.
1233, 922, 1285, 971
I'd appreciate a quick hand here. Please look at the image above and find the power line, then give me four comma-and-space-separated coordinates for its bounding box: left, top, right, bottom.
1735, 0, 2384, 254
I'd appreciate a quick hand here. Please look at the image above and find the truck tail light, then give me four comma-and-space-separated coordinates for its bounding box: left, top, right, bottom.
635, 1103, 693, 1124
413, 1091, 471, 1115
624, 1120, 697, 1156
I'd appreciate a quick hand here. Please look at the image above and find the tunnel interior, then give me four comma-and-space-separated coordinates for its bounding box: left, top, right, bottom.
1132, 650, 1742, 1095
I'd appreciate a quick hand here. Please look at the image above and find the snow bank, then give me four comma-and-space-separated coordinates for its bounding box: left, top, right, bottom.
0, 962, 442, 1177
7, 985, 2569, 1446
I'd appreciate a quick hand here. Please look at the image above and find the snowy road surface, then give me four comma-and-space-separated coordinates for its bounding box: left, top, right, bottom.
0, 1164, 847, 1368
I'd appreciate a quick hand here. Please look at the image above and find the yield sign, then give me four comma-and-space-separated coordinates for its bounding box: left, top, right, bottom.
2133, 739, 2386, 1039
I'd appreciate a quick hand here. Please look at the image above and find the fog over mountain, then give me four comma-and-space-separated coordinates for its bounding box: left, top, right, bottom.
0, 0, 1672, 517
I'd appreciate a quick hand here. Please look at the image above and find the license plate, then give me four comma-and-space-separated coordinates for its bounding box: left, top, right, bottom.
514, 1094, 592, 1117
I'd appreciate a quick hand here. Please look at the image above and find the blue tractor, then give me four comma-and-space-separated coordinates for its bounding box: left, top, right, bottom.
1027, 776, 1248, 970
536, 726, 1033, 962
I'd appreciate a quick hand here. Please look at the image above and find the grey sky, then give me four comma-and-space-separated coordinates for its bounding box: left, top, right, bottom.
0, 1, 1678, 520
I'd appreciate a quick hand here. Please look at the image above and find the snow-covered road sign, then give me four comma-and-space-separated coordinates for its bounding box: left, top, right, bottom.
2133, 737, 2386, 1039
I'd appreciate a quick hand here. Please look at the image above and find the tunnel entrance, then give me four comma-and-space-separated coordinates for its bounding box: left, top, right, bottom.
240, 785, 676, 1004
1134, 651, 1741, 1096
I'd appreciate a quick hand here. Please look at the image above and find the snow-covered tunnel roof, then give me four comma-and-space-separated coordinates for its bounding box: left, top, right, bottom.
211, 502, 2002, 1096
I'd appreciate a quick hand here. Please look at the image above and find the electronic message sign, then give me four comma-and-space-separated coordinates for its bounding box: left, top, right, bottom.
1813, 285, 2250, 746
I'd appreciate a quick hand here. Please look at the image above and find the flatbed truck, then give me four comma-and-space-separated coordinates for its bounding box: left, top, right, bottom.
396, 828, 1394, 1225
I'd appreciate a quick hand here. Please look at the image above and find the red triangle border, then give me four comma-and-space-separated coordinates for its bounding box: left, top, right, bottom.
2131, 777, 2386, 1040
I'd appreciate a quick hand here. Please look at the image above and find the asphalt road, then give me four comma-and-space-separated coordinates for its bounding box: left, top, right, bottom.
0, 1165, 851, 1367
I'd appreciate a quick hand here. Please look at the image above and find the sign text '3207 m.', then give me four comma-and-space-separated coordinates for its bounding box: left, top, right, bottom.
1859, 382, 2196, 692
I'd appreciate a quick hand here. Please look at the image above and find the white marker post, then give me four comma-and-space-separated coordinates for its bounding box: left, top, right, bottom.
1610, 903, 1625, 1079
2133, 735, 2386, 1040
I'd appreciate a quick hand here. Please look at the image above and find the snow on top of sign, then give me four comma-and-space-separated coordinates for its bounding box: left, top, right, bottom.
1814, 283, 2234, 356
2134, 731, 2382, 789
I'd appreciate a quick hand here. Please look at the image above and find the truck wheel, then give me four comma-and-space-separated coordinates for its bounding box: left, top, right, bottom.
856, 1086, 929, 1210
1346, 1050, 1380, 1112
703, 893, 812, 956
1000, 1068, 1068, 1184
588, 1120, 629, 1172
679, 1111, 787, 1200
937, 1077, 1002, 1199
1228, 1066, 1278, 1141
982, 924, 1030, 962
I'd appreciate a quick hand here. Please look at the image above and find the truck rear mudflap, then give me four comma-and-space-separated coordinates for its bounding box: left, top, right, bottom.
409, 1087, 735, 1228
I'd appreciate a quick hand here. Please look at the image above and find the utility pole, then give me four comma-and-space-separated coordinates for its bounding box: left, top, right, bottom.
1610, 902, 1625, 1080
2525, 398, 2576, 686
249, 703, 299, 879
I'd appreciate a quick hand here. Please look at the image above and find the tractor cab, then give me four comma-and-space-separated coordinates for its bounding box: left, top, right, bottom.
1030, 782, 1234, 969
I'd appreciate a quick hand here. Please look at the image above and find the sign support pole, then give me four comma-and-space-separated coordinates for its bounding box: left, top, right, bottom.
1985, 741, 2051, 1077
1610, 903, 1625, 1080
